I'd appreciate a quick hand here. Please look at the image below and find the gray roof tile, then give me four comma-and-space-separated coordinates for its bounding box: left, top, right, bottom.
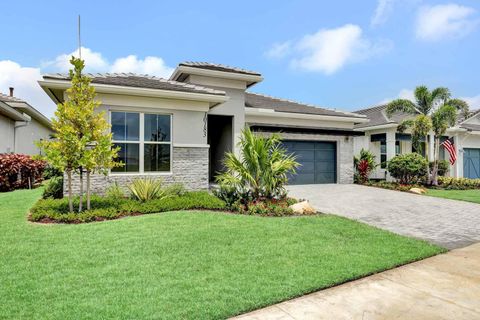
178, 62, 261, 76
245, 92, 365, 119
43, 73, 226, 96
354, 105, 416, 129
0, 93, 25, 103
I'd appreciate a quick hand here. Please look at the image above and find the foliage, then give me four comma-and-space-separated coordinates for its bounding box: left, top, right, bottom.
364, 180, 421, 192
354, 149, 378, 183
127, 178, 177, 202
43, 165, 63, 180
387, 153, 428, 185
429, 160, 449, 177
232, 198, 300, 216
42, 176, 64, 199
0, 154, 46, 192
216, 127, 299, 201
105, 182, 125, 199
29, 191, 226, 223
212, 183, 247, 208
436, 177, 480, 190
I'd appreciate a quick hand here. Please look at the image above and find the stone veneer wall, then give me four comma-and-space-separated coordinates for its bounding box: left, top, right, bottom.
256, 131, 354, 184
64, 146, 209, 196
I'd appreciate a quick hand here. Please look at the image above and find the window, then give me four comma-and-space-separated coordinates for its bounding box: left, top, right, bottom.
111, 111, 172, 173
380, 141, 387, 169
395, 141, 401, 155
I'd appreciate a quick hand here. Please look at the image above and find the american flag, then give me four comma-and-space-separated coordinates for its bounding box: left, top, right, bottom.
441, 138, 457, 165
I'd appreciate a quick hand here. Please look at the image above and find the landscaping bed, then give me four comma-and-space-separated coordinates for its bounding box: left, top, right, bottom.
1, 188, 444, 320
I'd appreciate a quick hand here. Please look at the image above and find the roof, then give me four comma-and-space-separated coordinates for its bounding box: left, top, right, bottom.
353, 105, 416, 129
43, 73, 226, 96
0, 92, 26, 103
245, 92, 366, 119
459, 123, 480, 131
458, 109, 480, 124
178, 62, 261, 76
0, 92, 52, 127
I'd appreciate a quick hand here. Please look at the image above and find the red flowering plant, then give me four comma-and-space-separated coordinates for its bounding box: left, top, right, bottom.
0, 154, 46, 191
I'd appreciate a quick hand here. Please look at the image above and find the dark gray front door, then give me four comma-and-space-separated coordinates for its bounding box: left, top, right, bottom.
464, 148, 480, 179
283, 141, 337, 184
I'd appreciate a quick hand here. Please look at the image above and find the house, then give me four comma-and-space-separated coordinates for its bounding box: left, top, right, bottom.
38, 61, 368, 193
353, 105, 480, 179
0, 88, 53, 155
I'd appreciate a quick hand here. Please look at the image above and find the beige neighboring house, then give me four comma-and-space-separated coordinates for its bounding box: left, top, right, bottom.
38, 61, 368, 194
353, 105, 480, 180
0, 88, 53, 155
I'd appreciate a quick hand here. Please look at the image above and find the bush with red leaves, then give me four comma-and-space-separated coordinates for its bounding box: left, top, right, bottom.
0, 154, 47, 192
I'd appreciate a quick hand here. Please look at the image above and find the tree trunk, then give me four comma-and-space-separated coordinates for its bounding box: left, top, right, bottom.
425, 134, 431, 185
431, 137, 440, 186
86, 170, 91, 210
78, 167, 83, 213
67, 169, 73, 213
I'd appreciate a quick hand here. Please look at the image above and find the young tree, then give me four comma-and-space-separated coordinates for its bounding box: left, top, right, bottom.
386, 86, 469, 185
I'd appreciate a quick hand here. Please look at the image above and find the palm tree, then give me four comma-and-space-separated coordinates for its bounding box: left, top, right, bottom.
386, 86, 469, 185
216, 127, 299, 200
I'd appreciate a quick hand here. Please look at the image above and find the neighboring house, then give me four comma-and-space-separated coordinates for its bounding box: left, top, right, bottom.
353, 105, 480, 179
39, 61, 368, 193
0, 89, 53, 155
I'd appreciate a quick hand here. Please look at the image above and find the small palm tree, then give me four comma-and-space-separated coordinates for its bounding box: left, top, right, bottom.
216, 127, 299, 200
386, 86, 469, 185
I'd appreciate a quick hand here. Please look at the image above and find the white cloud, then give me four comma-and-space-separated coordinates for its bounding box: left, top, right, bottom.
371, 0, 396, 26
1, 47, 174, 118
462, 94, 480, 109
288, 24, 392, 75
380, 88, 415, 104
416, 4, 480, 41
0, 60, 56, 118
110, 55, 173, 78
265, 41, 292, 59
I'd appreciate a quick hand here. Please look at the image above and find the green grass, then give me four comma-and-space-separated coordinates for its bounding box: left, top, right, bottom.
0, 188, 443, 319
426, 188, 480, 204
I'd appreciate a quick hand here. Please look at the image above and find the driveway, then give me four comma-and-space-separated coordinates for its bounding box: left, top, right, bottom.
233, 243, 480, 320
287, 184, 480, 249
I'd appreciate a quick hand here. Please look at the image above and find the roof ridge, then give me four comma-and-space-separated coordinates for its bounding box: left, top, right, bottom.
179, 61, 261, 76
246, 92, 365, 118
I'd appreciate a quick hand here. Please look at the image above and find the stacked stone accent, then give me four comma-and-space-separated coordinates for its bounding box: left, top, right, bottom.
64, 146, 209, 196
256, 132, 354, 184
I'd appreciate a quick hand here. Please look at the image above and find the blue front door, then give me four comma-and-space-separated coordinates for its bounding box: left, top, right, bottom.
464, 148, 480, 179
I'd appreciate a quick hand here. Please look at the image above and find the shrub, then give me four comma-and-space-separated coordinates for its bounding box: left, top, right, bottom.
429, 160, 449, 177
233, 198, 299, 216
212, 183, 247, 208
128, 178, 168, 202
365, 180, 420, 192
0, 154, 46, 191
354, 149, 378, 183
42, 176, 64, 199
387, 153, 428, 185
43, 165, 63, 180
106, 182, 125, 199
437, 177, 480, 190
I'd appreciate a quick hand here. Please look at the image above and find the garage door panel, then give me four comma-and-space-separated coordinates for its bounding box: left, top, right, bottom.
464, 148, 480, 179
283, 140, 337, 185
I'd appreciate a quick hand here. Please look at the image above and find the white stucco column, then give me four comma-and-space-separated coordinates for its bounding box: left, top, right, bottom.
386, 130, 396, 181
454, 133, 462, 178
428, 132, 435, 161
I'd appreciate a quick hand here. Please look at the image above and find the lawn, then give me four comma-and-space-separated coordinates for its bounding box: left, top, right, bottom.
0, 188, 443, 319
426, 189, 480, 204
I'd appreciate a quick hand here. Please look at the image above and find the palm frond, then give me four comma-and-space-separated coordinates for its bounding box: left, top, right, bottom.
386, 99, 417, 117
431, 87, 451, 104
446, 98, 470, 120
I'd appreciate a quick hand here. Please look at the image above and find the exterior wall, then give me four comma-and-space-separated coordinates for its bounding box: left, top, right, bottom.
0, 114, 15, 153
452, 133, 480, 178
15, 118, 52, 155
257, 131, 355, 184
66, 146, 209, 195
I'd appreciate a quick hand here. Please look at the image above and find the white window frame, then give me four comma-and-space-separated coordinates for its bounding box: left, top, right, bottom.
110, 110, 173, 176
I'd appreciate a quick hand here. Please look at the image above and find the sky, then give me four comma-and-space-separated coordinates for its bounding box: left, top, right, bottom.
1, 0, 480, 118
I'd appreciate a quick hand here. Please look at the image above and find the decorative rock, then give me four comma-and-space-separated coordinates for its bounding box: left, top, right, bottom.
289, 200, 316, 215
410, 187, 426, 195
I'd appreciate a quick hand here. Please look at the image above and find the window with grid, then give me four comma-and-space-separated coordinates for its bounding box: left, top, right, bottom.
111, 111, 171, 173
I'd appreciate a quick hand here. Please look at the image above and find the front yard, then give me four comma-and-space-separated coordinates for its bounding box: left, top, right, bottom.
426, 189, 480, 204
0, 188, 442, 319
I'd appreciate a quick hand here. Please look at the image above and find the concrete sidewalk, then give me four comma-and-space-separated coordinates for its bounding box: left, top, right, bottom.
232, 243, 480, 320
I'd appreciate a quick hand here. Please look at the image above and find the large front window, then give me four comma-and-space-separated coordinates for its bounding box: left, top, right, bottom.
111, 111, 172, 173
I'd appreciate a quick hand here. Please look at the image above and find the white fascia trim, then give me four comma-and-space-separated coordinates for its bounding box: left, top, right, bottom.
171, 66, 264, 84
173, 143, 210, 148
38, 80, 229, 106
354, 123, 398, 131
245, 107, 369, 123
447, 126, 469, 134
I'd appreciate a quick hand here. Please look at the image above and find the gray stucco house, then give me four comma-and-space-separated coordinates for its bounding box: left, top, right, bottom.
39, 62, 368, 193
0, 89, 53, 155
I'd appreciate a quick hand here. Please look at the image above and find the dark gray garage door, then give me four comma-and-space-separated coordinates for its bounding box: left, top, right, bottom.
464, 148, 480, 179
283, 141, 337, 184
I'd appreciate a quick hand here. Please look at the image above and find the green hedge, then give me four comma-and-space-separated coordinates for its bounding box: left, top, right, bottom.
437, 177, 480, 190
30, 191, 227, 223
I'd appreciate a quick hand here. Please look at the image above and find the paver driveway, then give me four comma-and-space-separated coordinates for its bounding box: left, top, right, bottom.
287, 184, 480, 249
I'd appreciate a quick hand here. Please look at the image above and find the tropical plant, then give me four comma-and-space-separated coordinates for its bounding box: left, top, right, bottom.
354, 149, 378, 183
216, 127, 299, 201
387, 153, 428, 185
128, 178, 169, 202
105, 182, 125, 199
42, 176, 64, 199
429, 160, 449, 177
386, 86, 469, 185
